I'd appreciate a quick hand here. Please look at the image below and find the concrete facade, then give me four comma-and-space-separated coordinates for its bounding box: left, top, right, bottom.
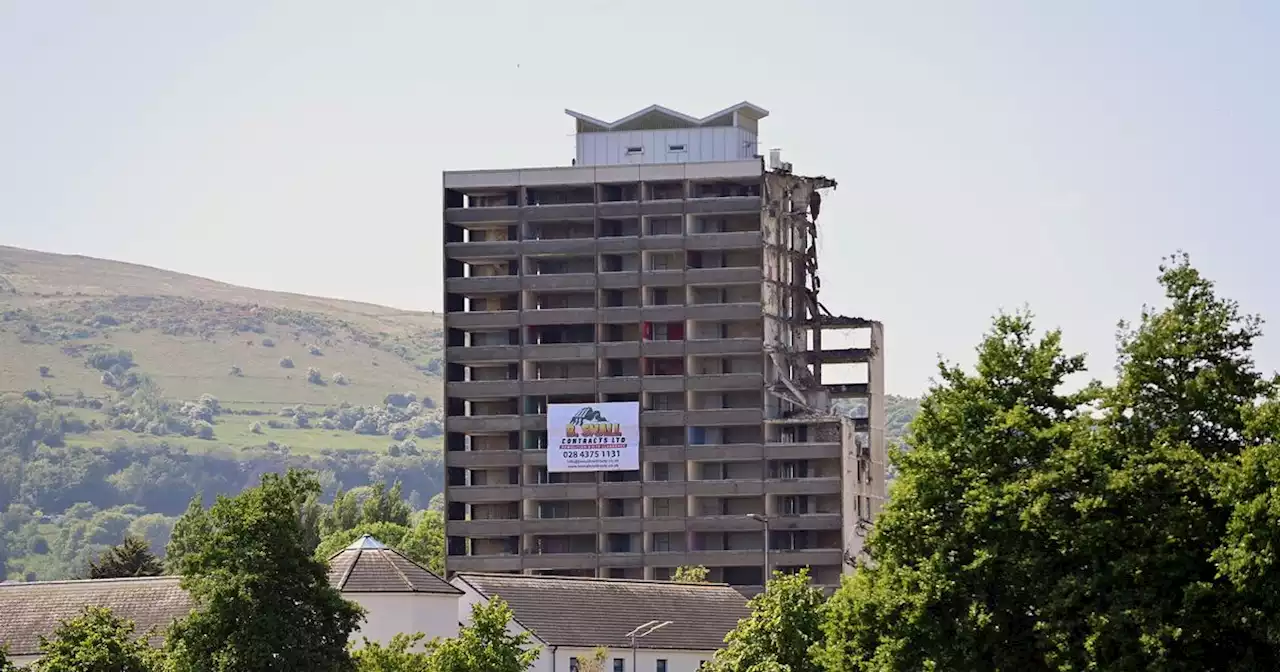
442, 104, 886, 591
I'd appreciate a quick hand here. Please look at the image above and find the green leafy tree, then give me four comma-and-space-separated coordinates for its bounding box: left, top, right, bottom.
818, 255, 1280, 671
707, 569, 825, 672
315, 522, 413, 561
352, 633, 431, 672
574, 647, 609, 672
0, 645, 16, 672
163, 469, 365, 672
88, 534, 163, 579
361, 482, 412, 528
400, 510, 445, 575
33, 606, 157, 672
672, 565, 709, 583
424, 598, 538, 672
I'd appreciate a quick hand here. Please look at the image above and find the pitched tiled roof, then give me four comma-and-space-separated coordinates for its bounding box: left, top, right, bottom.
453, 573, 750, 651
0, 576, 192, 656
327, 535, 460, 594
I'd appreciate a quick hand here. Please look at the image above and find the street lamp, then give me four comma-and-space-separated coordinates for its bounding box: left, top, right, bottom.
747, 513, 770, 586
625, 620, 672, 671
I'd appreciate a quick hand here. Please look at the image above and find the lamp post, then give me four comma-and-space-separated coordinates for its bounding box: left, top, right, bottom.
748, 513, 770, 586
625, 620, 672, 671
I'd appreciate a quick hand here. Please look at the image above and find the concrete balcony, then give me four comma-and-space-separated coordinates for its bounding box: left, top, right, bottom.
685, 196, 761, 215
769, 513, 843, 531
445, 240, 520, 260
764, 442, 842, 460
446, 345, 521, 363
446, 519, 523, 536
523, 203, 596, 221
686, 231, 763, 251
446, 555, 521, 573
597, 201, 640, 218
521, 517, 598, 534
446, 310, 521, 330
522, 483, 599, 500
446, 415, 521, 433
641, 306, 687, 322
521, 451, 549, 466
687, 479, 765, 497
685, 266, 761, 285
599, 517, 643, 534
687, 302, 761, 321
522, 307, 597, 326
445, 380, 520, 398
686, 443, 763, 460
641, 236, 686, 252
599, 341, 641, 358
642, 518, 690, 533
598, 552, 645, 568
641, 270, 685, 287
684, 549, 765, 567
598, 482, 642, 498
446, 275, 521, 294
638, 200, 684, 217
764, 477, 843, 496
685, 408, 764, 426
687, 373, 763, 392
807, 347, 874, 364
598, 271, 641, 289
521, 415, 547, 431
597, 377, 641, 394
445, 450, 522, 468
443, 205, 520, 224
686, 338, 762, 355
448, 485, 522, 504
523, 552, 598, 570
522, 343, 597, 360
640, 445, 685, 462
523, 273, 597, 292
522, 238, 598, 256
640, 410, 685, 427
597, 236, 640, 253
641, 340, 685, 357
687, 515, 769, 533
523, 378, 597, 395
599, 306, 643, 323
771, 549, 844, 567
641, 376, 686, 393
641, 481, 688, 498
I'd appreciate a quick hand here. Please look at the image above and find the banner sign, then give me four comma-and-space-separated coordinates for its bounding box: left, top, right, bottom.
547, 401, 640, 472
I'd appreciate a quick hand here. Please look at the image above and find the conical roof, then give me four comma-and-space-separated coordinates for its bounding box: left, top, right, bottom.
326, 535, 459, 595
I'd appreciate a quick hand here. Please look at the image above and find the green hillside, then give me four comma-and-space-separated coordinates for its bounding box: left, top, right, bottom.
0, 245, 920, 582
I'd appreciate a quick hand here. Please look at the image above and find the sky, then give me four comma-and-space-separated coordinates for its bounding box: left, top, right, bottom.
2, 1, 1278, 397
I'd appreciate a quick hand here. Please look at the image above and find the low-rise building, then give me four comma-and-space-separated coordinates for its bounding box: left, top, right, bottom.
451, 572, 750, 672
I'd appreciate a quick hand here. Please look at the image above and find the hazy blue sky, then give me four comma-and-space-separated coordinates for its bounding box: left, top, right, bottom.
2, 1, 1278, 396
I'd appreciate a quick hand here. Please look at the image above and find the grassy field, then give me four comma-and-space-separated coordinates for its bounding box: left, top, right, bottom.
1, 245, 444, 454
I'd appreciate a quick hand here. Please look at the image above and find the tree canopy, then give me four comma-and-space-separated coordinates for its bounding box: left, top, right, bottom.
672, 565, 709, 583
32, 606, 156, 672
423, 598, 539, 672
88, 534, 162, 579
163, 469, 364, 672
707, 569, 825, 672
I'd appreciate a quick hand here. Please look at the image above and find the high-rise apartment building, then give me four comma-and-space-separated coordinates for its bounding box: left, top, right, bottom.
441, 102, 886, 590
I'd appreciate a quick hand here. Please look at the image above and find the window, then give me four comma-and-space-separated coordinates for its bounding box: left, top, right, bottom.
653, 533, 671, 552
652, 498, 671, 516
651, 462, 670, 481
614, 659, 625, 672
626, 146, 643, 155
651, 288, 669, 306
656, 660, 668, 672
570, 658, 580, 672
668, 144, 686, 152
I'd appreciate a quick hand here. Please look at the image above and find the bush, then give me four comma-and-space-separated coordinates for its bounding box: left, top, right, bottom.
194, 421, 215, 440
86, 349, 134, 372
266, 419, 286, 430
23, 389, 43, 402
38, 365, 51, 378
261, 338, 275, 348
331, 372, 348, 386
308, 345, 323, 356
250, 422, 264, 434
279, 357, 294, 369
228, 365, 243, 377
306, 368, 324, 385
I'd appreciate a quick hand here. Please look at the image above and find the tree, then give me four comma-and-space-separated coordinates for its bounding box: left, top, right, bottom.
163, 470, 364, 672
672, 565, 709, 583
88, 534, 162, 579
33, 606, 157, 672
307, 368, 325, 385
818, 255, 1280, 671
400, 510, 445, 575
0, 644, 15, 672
574, 647, 609, 672
425, 598, 538, 672
707, 569, 825, 672
352, 633, 431, 672
279, 357, 294, 369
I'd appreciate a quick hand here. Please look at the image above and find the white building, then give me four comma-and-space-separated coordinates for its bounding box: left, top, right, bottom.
451, 572, 750, 672
0, 535, 459, 667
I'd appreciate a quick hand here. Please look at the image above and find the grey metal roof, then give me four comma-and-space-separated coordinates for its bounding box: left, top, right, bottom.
0, 576, 192, 656
453, 573, 750, 651
326, 535, 461, 594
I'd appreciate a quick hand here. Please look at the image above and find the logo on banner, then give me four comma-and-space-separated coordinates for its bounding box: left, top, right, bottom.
565, 407, 621, 438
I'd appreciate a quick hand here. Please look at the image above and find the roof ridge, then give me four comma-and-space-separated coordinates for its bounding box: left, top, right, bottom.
377, 546, 417, 591
0, 576, 180, 587
336, 547, 361, 590
455, 572, 734, 588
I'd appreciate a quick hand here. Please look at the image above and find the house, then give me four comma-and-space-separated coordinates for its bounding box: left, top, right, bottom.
0, 535, 458, 667
450, 573, 750, 672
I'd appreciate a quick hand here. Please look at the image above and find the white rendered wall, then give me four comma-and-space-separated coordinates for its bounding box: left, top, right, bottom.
347, 593, 459, 648
576, 128, 759, 166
